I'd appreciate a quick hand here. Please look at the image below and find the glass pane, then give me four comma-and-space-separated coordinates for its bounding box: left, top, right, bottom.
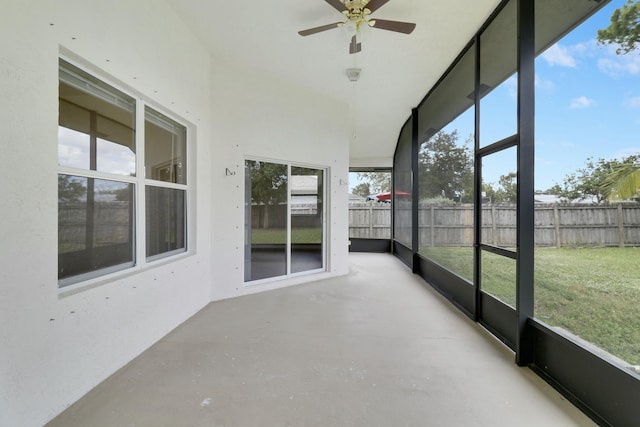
58, 60, 135, 175
393, 122, 413, 248
145, 107, 187, 184
418, 117, 475, 281
96, 115, 135, 175
479, 0, 517, 146
481, 147, 517, 249
58, 103, 90, 170
417, 42, 475, 143
417, 45, 475, 281
534, 0, 640, 368
58, 175, 134, 285
245, 160, 288, 281
291, 167, 323, 274
481, 250, 516, 308
146, 186, 186, 259
348, 171, 391, 239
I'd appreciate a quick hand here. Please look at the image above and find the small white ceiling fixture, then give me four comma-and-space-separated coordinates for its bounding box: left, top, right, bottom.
346, 68, 362, 82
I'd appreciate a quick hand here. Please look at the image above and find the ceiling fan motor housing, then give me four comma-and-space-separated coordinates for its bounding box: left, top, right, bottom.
343, 0, 372, 20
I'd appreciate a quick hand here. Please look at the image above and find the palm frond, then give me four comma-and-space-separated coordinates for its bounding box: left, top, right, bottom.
608, 168, 640, 201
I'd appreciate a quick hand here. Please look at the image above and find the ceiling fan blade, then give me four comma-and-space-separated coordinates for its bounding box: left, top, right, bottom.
349, 35, 362, 54
325, 0, 346, 12
298, 22, 342, 36
365, 0, 390, 13
370, 19, 416, 34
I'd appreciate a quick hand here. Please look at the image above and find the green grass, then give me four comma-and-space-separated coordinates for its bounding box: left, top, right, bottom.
250, 228, 322, 244
420, 246, 640, 366
421, 246, 474, 281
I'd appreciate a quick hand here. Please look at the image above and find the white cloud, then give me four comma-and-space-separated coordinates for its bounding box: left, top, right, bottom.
625, 97, 640, 108
505, 75, 517, 99
570, 41, 593, 57
535, 74, 555, 91
612, 147, 640, 160
597, 45, 640, 77
570, 96, 595, 109
541, 43, 576, 68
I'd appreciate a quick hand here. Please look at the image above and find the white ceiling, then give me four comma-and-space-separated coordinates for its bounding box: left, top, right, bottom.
166, 0, 501, 166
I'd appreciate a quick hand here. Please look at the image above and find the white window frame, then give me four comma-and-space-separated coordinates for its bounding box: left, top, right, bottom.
57, 56, 192, 290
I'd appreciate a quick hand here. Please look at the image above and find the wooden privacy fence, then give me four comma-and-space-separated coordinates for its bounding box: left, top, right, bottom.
349, 204, 391, 239
58, 203, 131, 249
349, 203, 640, 247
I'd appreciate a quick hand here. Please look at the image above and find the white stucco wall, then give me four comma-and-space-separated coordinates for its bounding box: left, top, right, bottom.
208, 57, 351, 301
0, 1, 349, 426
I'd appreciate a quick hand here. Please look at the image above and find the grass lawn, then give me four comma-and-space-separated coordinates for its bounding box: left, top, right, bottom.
250, 227, 322, 245
420, 246, 640, 366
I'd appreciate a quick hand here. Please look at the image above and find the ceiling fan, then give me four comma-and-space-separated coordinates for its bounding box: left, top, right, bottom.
298, 0, 416, 54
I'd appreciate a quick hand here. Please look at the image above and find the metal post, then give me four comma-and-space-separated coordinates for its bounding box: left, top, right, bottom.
412, 107, 420, 273
516, 0, 535, 366
474, 35, 482, 321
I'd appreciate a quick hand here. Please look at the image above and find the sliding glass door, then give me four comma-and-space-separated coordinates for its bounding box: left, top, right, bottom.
244, 160, 325, 282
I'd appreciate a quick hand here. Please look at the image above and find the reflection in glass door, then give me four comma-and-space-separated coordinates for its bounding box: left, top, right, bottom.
291, 167, 324, 274
244, 160, 288, 281
244, 160, 325, 282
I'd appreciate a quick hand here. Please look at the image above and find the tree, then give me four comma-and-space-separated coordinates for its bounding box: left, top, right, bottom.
247, 161, 287, 229
604, 157, 640, 201
482, 172, 517, 204
351, 182, 371, 199
58, 175, 86, 203
497, 172, 518, 203
597, 0, 640, 54
356, 172, 390, 194
558, 157, 614, 203
482, 182, 497, 203
248, 161, 287, 205
543, 184, 564, 196
596, 3, 640, 199
418, 130, 473, 202
557, 155, 640, 203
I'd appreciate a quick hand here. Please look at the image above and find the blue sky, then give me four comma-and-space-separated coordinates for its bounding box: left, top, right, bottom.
533, 0, 640, 190
352, 0, 640, 194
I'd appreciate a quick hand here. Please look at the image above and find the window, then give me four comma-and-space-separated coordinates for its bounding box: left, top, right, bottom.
145, 107, 187, 260
58, 59, 188, 287
417, 44, 475, 282
534, 0, 640, 369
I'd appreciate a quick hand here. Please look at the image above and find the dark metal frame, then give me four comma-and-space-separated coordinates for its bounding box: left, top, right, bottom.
515, 0, 535, 366
349, 238, 391, 253
390, 1, 639, 425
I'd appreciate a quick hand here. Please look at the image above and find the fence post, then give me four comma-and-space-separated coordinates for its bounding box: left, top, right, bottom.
553, 205, 561, 248
491, 205, 497, 246
369, 205, 373, 238
430, 206, 435, 247
617, 203, 625, 248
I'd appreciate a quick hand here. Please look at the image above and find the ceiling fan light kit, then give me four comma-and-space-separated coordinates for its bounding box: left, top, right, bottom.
298, 0, 416, 54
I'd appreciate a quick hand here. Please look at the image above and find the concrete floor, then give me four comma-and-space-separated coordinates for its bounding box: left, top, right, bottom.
47, 253, 596, 427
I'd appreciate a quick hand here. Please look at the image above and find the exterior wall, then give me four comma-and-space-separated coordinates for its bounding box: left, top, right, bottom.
208, 57, 350, 301
0, 1, 349, 426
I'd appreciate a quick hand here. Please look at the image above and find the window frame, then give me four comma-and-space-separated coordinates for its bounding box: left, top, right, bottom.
58, 56, 192, 289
